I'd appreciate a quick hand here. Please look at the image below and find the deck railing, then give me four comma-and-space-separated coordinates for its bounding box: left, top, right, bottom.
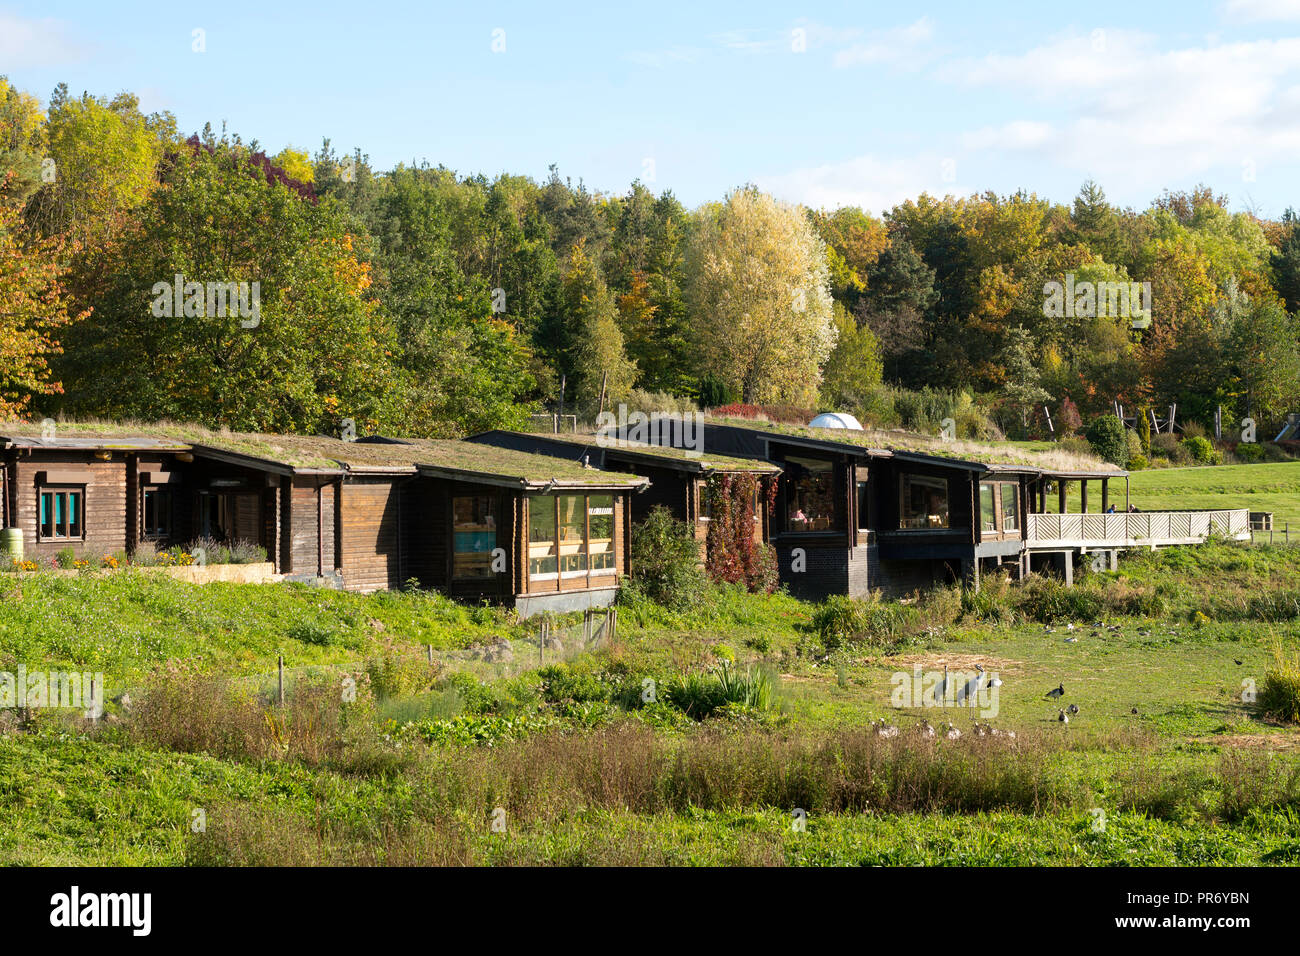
1026, 509, 1250, 548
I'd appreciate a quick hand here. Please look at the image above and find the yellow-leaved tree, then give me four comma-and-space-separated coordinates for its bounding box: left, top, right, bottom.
685, 187, 834, 406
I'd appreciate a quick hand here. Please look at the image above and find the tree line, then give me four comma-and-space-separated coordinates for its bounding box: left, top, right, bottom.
3, 76, 1299, 439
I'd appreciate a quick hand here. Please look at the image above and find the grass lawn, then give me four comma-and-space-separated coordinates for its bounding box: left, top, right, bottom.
1, 542, 1298, 866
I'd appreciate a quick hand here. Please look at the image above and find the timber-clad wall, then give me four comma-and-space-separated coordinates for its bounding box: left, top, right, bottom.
289, 477, 335, 577
13, 453, 127, 557
339, 477, 403, 592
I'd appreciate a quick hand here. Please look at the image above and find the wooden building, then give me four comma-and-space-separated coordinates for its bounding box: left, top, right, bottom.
634, 419, 1128, 598
0, 426, 646, 615
465, 430, 781, 550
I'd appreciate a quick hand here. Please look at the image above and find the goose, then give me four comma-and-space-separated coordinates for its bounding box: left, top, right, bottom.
919, 721, 935, 739
944, 723, 962, 740
1067, 704, 1079, 715
1058, 709, 1069, 724
1045, 683, 1065, 700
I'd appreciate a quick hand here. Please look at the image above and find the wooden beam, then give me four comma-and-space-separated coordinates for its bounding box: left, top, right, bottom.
1101, 477, 1109, 514
1080, 479, 1088, 514
1058, 480, 1067, 515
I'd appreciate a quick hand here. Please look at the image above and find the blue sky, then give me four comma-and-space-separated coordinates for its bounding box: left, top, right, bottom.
6, 0, 1300, 217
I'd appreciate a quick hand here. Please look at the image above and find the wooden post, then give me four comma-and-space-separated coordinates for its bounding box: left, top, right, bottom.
1101, 478, 1109, 514
277, 654, 285, 705
1058, 480, 1067, 515
597, 370, 609, 421
1080, 479, 1088, 515
88, 676, 97, 722
426, 644, 433, 663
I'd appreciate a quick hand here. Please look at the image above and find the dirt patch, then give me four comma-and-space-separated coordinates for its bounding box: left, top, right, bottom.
1191, 733, 1299, 751
858, 652, 1025, 673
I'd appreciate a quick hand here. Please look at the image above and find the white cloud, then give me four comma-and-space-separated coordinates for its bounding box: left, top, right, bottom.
0, 13, 84, 69
1222, 0, 1300, 22
755, 152, 962, 214
832, 17, 935, 68
946, 31, 1300, 184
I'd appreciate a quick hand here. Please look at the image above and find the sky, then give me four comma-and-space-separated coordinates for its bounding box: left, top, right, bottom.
5, 0, 1300, 217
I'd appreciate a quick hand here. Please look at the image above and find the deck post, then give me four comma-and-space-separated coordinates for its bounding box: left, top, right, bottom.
1101, 478, 1109, 514
1058, 480, 1067, 515
961, 557, 980, 593
1058, 552, 1073, 586
1080, 479, 1088, 514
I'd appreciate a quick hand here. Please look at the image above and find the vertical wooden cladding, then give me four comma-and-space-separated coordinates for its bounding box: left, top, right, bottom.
340, 477, 403, 592
289, 477, 335, 576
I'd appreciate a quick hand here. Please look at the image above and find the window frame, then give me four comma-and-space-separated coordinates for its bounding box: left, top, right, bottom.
37, 485, 86, 542
899, 474, 950, 531
141, 486, 173, 540
527, 493, 618, 582
451, 494, 500, 581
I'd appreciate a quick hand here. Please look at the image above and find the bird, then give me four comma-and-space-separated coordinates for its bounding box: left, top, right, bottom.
986, 675, 1003, 689
956, 664, 985, 706
944, 724, 962, 740
1233, 659, 1243, 666
1130, 707, 1139, 715
1058, 709, 1069, 724
873, 718, 899, 738
1067, 704, 1079, 715
919, 721, 935, 739
934, 664, 950, 707
1065, 637, 1078, 644
1045, 683, 1065, 700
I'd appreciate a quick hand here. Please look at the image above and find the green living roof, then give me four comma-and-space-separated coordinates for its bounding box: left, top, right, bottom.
0, 421, 648, 484
706, 416, 1121, 475
498, 430, 781, 473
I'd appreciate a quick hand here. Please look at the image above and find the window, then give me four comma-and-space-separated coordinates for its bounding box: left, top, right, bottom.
900, 475, 949, 530
980, 482, 997, 535
38, 488, 84, 540
856, 480, 869, 530
558, 494, 587, 575
452, 495, 497, 579
588, 495, 615, 573
783, 456, 837, 532
528, 497, 558, 578
142, 488, 172, 538
528, 493, 617, 579
1000, 484, 1019, 531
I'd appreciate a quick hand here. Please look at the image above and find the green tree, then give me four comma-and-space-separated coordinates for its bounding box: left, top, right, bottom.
819, 303, 883, 411
562, 242, 636, 415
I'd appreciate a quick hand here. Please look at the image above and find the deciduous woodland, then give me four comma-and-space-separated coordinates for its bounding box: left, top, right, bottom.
4, 77, 1299, 442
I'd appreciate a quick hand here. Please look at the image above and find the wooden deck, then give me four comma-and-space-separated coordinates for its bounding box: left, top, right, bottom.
1026, 509, 1250, 550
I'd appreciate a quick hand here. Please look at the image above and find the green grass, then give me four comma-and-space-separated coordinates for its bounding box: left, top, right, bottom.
2, 544, 1300, 866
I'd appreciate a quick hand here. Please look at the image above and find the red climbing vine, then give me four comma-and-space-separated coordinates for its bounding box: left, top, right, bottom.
704, 472, 779, 593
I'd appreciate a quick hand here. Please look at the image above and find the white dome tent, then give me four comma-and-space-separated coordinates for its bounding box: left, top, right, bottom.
808, 412, 864, 430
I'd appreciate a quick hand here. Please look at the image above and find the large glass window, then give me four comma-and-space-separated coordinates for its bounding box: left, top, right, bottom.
588, 495, 614, 573
528, 493, 616, 579
856, 480, 869, 530
980, 482, 997, 535
528, 497, 558, 578
558, 494, 587, 575
784, 456, 837, 532
1000, 484, 1019, 531
142, 487, 172, 538
900, 475, 949, 530
453, 495, 497, 579
39, 488, 83, 540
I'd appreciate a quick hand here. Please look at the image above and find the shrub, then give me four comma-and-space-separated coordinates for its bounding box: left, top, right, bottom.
1150, 432, 1190, 464
365, 642, 441, 699
1129, 454, 1149, 471
1136, 406, 1152, 454
665, 663, 776, 719
1085, 415, 1129, 467
812, 594, 909, 649
1125, 428, 1143, 464
1181, 420, 1207, 440
625, 506, 707, 609
1257, 645, 1300, 724
55, 547, 76, 569
1235, 442, 1265, 463
1182, 435, 1215, 464
1014, 576, 1105, 622
537, 663, 607, 704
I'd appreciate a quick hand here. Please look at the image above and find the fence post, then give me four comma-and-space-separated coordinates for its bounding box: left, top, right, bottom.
426, 644, 434, 664
277, 654, 285, 706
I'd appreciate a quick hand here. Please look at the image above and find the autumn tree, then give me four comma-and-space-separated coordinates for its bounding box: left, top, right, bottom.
0, 198, 86, 416
685, 187, 835, 405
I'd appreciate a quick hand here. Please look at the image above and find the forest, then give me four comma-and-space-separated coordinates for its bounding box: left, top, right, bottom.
3, 75, 1299, 442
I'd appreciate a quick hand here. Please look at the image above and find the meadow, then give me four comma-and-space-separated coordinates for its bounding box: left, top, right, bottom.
1, 541, 1299, 866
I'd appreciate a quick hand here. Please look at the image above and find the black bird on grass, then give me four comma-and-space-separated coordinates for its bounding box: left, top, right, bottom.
1058, 709, 1069, 724
1045, 683, 1065, 700
1067, 704, 1079, 715
1234, 659, 1243, 666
